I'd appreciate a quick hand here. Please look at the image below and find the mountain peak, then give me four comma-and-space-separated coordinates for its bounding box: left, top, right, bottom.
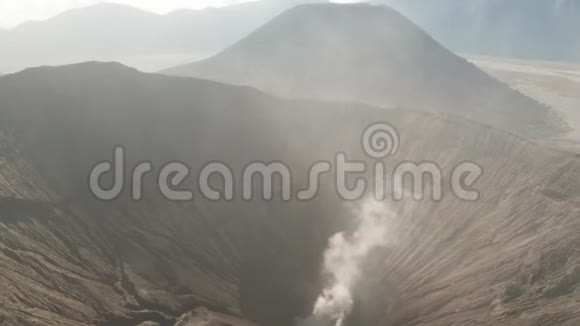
164, 1, 561, 138
56, 2, 156, 20
281, 2, 404, 22
7, 2, 155, 32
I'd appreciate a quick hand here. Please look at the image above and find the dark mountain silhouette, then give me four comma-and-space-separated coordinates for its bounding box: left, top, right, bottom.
0, 62, 578, 325
0, 0, 317, 73
164, 3, 564, 139
385, 0, 580, 62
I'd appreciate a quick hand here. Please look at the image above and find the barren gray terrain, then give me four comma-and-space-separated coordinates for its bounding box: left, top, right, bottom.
469, 55, 580, 152
0, 62, 578, 326
0, 2, 578, 326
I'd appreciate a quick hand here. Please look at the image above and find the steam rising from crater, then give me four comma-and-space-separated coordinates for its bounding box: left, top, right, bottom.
300, 198, 395, 326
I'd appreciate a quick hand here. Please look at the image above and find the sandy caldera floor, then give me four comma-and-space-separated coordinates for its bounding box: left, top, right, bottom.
467, 54, 580, 152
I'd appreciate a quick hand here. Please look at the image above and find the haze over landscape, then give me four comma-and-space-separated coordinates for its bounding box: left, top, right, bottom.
0, 1, 578, 326
1, 0, 579, 73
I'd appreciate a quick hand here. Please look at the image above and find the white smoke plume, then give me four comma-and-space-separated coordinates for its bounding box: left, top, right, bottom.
300, 198, 395, 326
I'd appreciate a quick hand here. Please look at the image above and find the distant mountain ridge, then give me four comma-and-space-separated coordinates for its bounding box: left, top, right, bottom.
164, 3, 564, 139
384, 0, 580, 62
0, 0, 317, 73
1, 0, 577, 74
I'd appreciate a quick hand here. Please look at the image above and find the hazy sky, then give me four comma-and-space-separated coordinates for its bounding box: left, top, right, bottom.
0, 0, 256, 28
